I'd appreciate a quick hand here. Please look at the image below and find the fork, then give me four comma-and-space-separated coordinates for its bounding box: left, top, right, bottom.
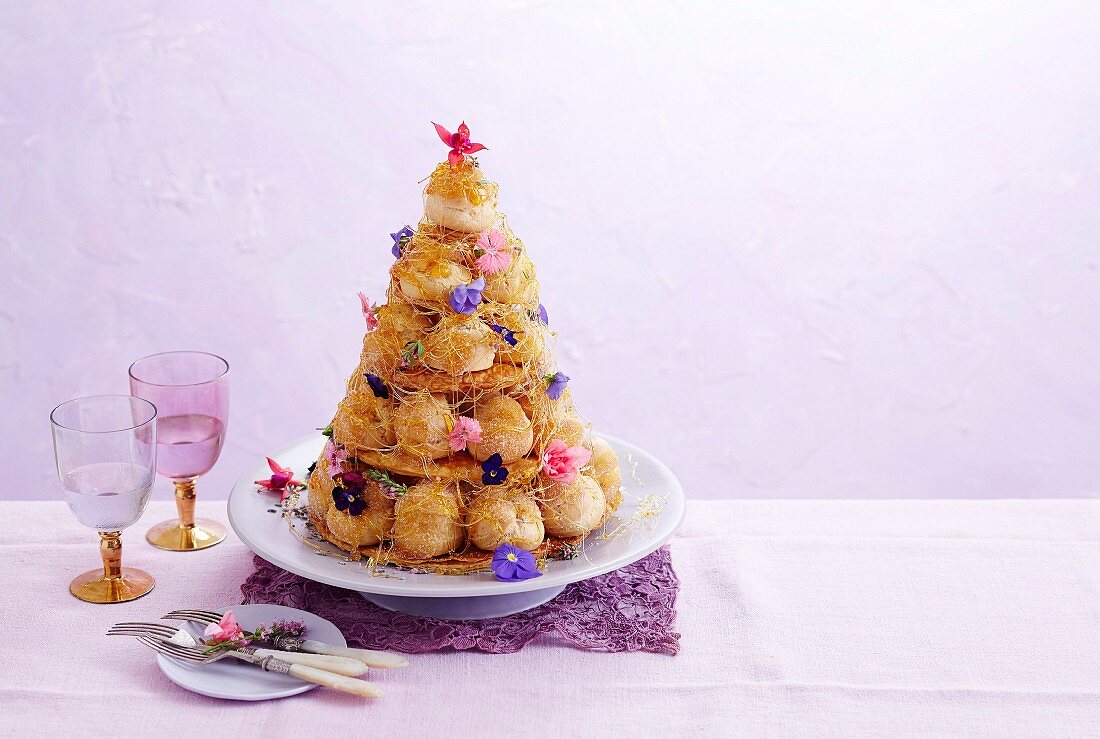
163, 609, 408, 668
108, 622, 369, 677
108, 625, 382, 698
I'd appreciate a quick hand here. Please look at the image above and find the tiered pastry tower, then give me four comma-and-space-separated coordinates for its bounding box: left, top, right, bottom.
306, 123, 622, 573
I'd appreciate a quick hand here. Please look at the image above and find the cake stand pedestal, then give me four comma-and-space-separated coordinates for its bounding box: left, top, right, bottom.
358, 584, 566, 620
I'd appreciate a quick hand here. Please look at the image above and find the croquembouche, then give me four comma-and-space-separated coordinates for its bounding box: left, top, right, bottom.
306, 122, 622, 574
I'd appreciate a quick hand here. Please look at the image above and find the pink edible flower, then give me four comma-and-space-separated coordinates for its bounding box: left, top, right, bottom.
358, 292, 379, 332
448, 416, 483, 452
433, 120, 487, 167
475, 229, 513, 275
255, 457, 304, 501
541, 440, 592, 484
203, 611, 248, 646
326, 444, 349, 477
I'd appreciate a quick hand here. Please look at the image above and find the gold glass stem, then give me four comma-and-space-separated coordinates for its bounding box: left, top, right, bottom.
146, 477, 226, 551
174, 478, 197, 528
99, 530, 123, 580
70, 531, 155, 603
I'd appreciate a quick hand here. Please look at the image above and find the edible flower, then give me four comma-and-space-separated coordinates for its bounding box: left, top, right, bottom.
363, 468, 409, 499
255, 457, 304, 501
433, 120, 487, 167
481, 453, 509, 486
448, 416, 483, 452
390, 225, 415, 258
448, 276, 485, 315
491, 543, 542, 582
538, 303, 549, 325
475, 229, 512, 275
332, 471, 368, 516
246, 619, 306, 644
401, 340, 424, 368
544, 371, 570, 400
325, 443, 349, 477
365, 372, 389, 399
541, 439, 592, 485
358, 292, 379, 332
490, 324, 518, 347
203, 611, 249, 649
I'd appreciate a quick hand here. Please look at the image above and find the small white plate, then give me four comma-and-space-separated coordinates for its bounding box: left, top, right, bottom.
155, 604, 347, 701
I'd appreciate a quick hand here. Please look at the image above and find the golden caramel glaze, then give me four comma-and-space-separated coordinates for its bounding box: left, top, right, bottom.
391, 480, 465, 560
307, 461, 396, 547
421, 315, 497, 375
466, 486, 545, 551
537, 474, 607, 538
392, 390, 453, 460
332, 391, 395, 452
483, 248, 538, 307
467, 395, 535, 464
589, 436, 623, 510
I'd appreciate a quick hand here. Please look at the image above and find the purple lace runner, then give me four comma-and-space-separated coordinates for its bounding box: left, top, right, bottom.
240, 546, 680, 655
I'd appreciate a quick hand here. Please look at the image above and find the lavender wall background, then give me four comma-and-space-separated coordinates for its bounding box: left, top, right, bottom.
2, 1, 1099, 502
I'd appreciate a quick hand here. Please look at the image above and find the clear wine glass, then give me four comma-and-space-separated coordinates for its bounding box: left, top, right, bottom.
50, 395, 158, 603
129, 351, 230, 551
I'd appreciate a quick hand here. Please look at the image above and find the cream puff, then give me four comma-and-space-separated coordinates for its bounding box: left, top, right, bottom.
467, 395, 535, 464
588, 436, 622, 511
397, 254, 472, 303
421, 318, 497, 375
392, 391, 453, 460
325, 480, 396, 547
483, 249, 538, 307
538, 474, 607, 538
332, 391, 395, 451
392, 480, 464, 559
467, 488, 545, 551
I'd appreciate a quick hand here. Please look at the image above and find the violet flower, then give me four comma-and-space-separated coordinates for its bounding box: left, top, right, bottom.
538, 303, 549, 325
490, 324, 518, 347
365, 372, 389, 399
491, 544, 542, 582
545, 371, 570, 400
332, 471, 368, 516
390, 225, 415, 258
449, 276, 486, 315
481, 453, 509, 486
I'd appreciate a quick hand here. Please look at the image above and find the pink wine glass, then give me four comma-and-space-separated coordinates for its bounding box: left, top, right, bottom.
129, 351, 229, 551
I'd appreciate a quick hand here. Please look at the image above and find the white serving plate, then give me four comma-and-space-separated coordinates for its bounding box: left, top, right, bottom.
227, 432, 684, 618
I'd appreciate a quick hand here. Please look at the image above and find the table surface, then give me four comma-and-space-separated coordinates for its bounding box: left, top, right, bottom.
4, 499, 1100, 737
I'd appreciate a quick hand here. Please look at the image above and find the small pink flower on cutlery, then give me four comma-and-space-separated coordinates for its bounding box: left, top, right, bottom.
358, 292, 379, 332
203, 611, 248, 646
541, 440, 592, 484
475, 229, 512, 275
255, 457, 304, 501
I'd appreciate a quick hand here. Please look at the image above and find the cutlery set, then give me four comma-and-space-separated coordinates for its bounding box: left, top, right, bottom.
108, 609, 405, 699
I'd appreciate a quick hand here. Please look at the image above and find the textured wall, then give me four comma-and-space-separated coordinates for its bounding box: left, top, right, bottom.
2, 1, 1099, 501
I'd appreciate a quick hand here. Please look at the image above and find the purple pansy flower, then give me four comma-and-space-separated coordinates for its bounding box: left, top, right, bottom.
364, 372, 389, 399
545, 371, 570, 400
491, 543, 542, 582
481, 453, 509, 486
390, 225, 415, 258
449, 276, 486, 315
332, 471, 367, 516
490, 324, 518, 347
538, 303, 549, 325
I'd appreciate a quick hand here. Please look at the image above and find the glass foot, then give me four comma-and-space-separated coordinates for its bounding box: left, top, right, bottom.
70, 567, 155, 603
146, 518, 226, 551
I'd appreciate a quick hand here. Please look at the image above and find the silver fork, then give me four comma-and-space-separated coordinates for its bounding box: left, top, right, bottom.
163, 609, 408, 668
107, 623, 382, 698
108, 622, 369, 676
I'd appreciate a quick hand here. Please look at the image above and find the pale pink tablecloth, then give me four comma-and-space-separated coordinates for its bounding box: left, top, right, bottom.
4, 499, 1099, 737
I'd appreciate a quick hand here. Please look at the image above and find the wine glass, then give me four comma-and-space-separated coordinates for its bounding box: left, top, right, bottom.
50, 395, 158, 603
129, 351, 230, 551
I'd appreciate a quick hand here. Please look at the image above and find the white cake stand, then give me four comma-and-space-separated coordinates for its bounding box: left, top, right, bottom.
227, 432, 684, 619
